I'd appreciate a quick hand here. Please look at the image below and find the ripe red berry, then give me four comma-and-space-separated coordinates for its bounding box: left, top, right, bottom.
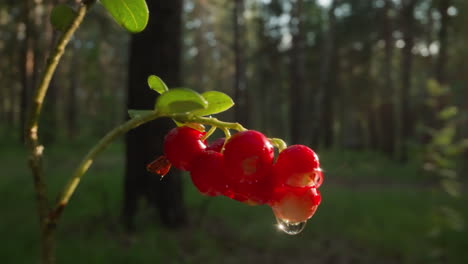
163, 126, 207, 171
270, 187, 321, 223
206, 137, 226, 153
189, 150, 226, 196
224, 130, 274, 182
223, 174, 274, 205
273, 145, 323, 188
223, 130, 275, 204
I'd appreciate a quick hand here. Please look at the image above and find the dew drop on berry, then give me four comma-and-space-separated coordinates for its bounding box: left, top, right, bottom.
275, 217, 307, 235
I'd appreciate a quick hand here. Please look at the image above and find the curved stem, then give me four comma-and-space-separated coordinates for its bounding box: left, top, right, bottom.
24, 2, 92, 264
270, 138, 288, 152
26, 3, 90, 141
49, 113, 246, 222
202, 126, 217, 141
50, 111, 165, 221
183, 116, 247, 132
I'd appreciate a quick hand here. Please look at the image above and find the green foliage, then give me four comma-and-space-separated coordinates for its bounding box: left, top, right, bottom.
441, 179, 461, 197
438, 106, 458, 120
136, 75, 235, 117
99, 0, 149, 33
147, 75, 169, 94
192, 91, 234, 116
50, 4, 77, 31
155, 88, 208, 114
423, 80, 466, 261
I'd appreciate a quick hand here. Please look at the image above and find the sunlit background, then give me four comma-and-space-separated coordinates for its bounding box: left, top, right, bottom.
1, 0, 467, 263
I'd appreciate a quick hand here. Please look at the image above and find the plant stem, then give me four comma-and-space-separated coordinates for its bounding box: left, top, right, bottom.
202, 126, 217, 140
270, 138, 288, 152
24, 2, 91, 264
184, 116, 247, 132
48, 113, 246, 222
50, 111, 164, 221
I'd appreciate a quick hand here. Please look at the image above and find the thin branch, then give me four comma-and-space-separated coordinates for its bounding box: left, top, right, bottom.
49, 111, 165, 222
24, 2, 92, 264
26, 3, 90, 141
187, 116, 247, 131
48, 112, 247, 224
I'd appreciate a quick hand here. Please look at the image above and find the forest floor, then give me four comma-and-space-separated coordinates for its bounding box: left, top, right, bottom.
0, 140, 467, 264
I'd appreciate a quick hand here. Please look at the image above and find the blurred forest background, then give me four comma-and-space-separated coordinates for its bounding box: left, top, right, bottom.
1, 0, 468, 263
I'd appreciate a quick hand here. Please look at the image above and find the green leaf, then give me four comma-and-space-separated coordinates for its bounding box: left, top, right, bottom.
50, 4, 77, 31
438, 106, 458, 120
192, 91, 234, 116
148, 75, 169, 94
128, 109, 156, 119
100, 0, 149, 33
155, 88, 208, 114
441, 179, 461, 197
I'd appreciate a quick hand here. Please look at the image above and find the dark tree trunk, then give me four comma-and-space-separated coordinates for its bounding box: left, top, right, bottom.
42, 78, 57, 144
313, 0, 338, 148
41, 0, 59, 145
360, 41, 374, 150
6, 41, 17, 127
123, 0, 186, 231
435, 0, 450, 85
399, 0, 416, 162
67, 42, 79, 140
233, 0, 250, 126
380, 0, 396, 157
289, 0, 307, 144
424, 0, 451, 143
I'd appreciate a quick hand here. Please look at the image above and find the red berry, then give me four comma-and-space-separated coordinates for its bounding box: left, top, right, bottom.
163, 126, 207, 171
223, 130, 275, 204
189, 150, 226, 196
270, 187, 321, 223
206, 137, 226, 152
224, 174, 274, 205
224, 130, 274, 182
273, 145, 323, 188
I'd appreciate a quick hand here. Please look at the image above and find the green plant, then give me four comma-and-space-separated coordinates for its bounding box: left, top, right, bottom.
25, 1, 324, 263
423, 79, 466, 261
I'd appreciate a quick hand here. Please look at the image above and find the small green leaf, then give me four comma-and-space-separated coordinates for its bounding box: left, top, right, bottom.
155, 88, 208, 114
438, 106, 458, 120
192, 91, 234, 116
50, 4, 77, 31
100, 0, 149, 33
128, 109, 156, 119
148, 75, 169, 94
441, 179, 461, 197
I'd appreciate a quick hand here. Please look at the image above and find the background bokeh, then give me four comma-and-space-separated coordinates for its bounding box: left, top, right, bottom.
1, 0, 467, 263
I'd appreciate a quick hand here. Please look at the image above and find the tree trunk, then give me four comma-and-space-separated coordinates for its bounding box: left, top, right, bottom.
289, 0, 307, 144
312, 0, 338, 148
41, 0, 60, 145
380, 0, 396, 157
233, 0, 250, 126
399, 0, 416, 162
123, 0, 186, 231
67, 42, 79, 140
435, 0, 450, 85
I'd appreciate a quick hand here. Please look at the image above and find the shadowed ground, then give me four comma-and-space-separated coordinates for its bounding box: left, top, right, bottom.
1, 142, 466, 264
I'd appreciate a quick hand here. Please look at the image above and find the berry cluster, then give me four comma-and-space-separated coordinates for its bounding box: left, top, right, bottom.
148, 126, 323, 225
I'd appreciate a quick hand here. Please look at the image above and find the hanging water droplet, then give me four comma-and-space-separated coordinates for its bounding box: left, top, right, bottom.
275, 217, 307, 235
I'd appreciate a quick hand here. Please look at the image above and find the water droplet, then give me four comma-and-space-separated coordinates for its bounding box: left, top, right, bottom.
275, 217, 307, 235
